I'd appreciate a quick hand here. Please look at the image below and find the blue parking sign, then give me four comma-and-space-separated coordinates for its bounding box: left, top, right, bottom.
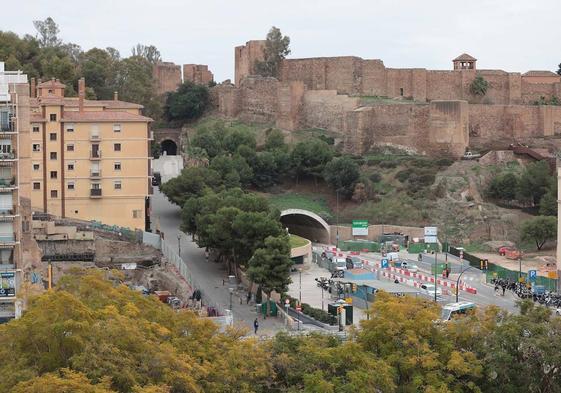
528, 270, 537, 281
381, 259, 389, 268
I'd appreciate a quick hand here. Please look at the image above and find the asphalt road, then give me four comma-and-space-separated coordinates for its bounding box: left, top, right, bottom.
151, 187, 284, 334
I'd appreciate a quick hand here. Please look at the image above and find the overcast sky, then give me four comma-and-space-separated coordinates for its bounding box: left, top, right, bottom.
4, 0, 561, 81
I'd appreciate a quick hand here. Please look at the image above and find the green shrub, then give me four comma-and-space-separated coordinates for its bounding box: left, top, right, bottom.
369, 173, 382, 183
395, 170, 411, 182
435, 158, 454, 167
379, 160, 398, 169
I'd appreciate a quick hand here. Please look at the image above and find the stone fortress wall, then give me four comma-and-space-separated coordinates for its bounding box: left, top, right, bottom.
153, 62, 215, 96
162, 39, 561, 157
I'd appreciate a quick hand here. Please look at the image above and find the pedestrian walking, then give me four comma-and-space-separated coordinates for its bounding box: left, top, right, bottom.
494, 284, 499, 295
254, 318, 259, 334
246, 292, 252, 304
502, 286, 506, 296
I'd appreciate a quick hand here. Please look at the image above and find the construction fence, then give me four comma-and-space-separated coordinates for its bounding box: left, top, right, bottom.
449, 246, 558, 291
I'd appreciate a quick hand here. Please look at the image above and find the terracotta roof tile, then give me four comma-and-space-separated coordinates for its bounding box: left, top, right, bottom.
37, 79, 66, 89
61, 111, 152, 122
453, 53, 477, 62
30, 97, 143, 110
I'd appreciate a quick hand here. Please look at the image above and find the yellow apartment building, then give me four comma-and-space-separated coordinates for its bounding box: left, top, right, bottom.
29, 77, 153, 230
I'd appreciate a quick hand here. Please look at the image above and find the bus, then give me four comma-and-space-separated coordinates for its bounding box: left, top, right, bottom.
440, 302, 476, 321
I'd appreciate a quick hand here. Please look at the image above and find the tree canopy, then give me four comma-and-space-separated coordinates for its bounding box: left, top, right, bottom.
0, 17, 162, 118
4, 272, 561, 392
164, 82, 209, 123
255, 27, 291, 78
323, 156, 361, 199
520, 215, 557, 250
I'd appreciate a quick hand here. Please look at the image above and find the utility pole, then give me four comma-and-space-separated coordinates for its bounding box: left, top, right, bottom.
434, 251, 438, 302
298, 268, 302, 331
177, 233, 181, 256
336, 190, 340, 249
229, 288, 233, 311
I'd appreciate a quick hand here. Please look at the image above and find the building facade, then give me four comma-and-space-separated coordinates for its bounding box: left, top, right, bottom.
29, 77, 153, 230
0, 62, 30, 322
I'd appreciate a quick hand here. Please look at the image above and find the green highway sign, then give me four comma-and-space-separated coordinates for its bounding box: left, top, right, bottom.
352, 220, 368, 236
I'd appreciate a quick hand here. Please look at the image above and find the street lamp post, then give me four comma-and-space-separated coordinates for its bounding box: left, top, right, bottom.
336, 190, 340, 249
456, 266, 476, 302
434, 251, 438, 302
177, 233, 181, 256
229, 288, 233, 311
298, 268, 302, 331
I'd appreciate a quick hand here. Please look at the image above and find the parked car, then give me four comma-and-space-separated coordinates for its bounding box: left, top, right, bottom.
420, 283, 442, 297
401, 262, 419, 273
331, 257, 347, 272
346, 256, 364, 269
498, 246, 522, 260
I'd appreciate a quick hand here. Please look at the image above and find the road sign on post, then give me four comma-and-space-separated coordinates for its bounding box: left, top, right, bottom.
381, 258, 389, 268
424, 226, 438, 244
352, 220, 368, 236
528, 270, 537, 282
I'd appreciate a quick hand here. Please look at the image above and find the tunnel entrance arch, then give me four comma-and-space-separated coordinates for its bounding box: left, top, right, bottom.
280, 209, 331, 244
161, 139, 178, 155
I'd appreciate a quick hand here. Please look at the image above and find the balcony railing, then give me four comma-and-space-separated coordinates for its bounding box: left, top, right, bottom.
90, 169, 102, 178
0, 122, 15, 133
89, 150, 102, 159
0, 151, 16, 160
90, 188, 102, 198
0, 233, 16, 244
0, 177, 16, 189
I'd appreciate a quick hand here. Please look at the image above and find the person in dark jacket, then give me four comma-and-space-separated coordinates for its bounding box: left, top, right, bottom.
254, 318, 259, 334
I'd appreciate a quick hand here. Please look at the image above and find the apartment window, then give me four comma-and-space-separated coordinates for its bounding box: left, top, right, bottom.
33, 163, 40, 171
32, 144, 41, 152
114, 162, 121, 171
32, 125, 40, 133
50, 171, 57, 179
48, 89, 53, 94
114, 143, 121, 151
33, 182, 40, 190
67, 182, 75, 190
114, 180, 122, 190
50, 190, 58, 198
65, 123, 75, 132
49, 114, 57, 122
400, 87, 404, 97
67, 163, 75, 171
113, 124, 121, 133
67, 144, 74, 152
49, 133, 57, 141
132, 209, 142, 219
50, 152, 57, 160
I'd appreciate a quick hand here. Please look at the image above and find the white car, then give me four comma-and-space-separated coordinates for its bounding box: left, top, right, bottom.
401, 262, 419, 273
420, 283, 442, 297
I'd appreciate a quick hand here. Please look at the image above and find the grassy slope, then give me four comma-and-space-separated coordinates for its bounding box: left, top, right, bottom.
289, 234, 309, 248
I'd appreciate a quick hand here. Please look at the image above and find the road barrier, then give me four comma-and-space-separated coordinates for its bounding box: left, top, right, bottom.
319, 246, 478, 295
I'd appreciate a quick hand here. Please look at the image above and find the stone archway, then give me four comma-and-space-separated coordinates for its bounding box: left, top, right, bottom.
280, 209, 331, 244
161, 139, 178, 155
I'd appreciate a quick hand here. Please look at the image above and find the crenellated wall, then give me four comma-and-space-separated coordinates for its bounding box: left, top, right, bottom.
215, 44, 561, 158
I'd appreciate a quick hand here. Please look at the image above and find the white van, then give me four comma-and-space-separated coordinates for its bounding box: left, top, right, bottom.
440, 302, 476, 321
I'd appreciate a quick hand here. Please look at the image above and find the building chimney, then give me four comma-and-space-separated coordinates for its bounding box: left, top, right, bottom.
113, 91, 119, 101
78, 77, 86, 112
30, 78, 36, 98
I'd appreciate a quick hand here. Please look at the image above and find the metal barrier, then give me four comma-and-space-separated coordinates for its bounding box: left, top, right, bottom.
160, 238, 227, 316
